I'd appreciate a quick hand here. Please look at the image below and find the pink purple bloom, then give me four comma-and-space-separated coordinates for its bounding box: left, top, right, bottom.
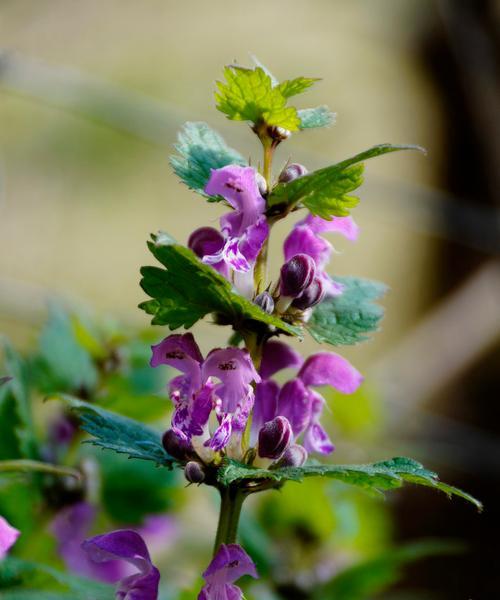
189, 165, 269, 297
253, 342, 363, 455
151, 334, 260, 452
0, 515, 20, 559
199, 543, 258, 600
82, 529, 160, 600
283, 213, 358, 298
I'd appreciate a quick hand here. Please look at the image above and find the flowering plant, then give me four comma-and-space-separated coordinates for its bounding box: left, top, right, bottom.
1, 62, 481, 599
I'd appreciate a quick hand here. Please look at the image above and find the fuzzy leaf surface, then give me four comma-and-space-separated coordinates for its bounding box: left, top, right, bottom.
308, 276, 387, 346
139, 232, 301, 336
268, 144, 425, 218
298, 106, 336, 129
215, 66, 300, 130
62, 396, 172, 467
218, 457, 482, 509
169, 121, 246, 199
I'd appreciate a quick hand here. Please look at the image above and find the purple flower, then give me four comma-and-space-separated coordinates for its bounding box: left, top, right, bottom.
82, 530, 160, 600
151, 335, 260, 452
189, 165, 269, 297
253, 344, 363, 455
199, 543, 258, 600
0, 515, 20, 559
258, 416, 293, 460
284, 213, 358, 298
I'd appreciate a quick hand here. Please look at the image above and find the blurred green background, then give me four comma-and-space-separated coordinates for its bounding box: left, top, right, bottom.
1, 1, 499, 598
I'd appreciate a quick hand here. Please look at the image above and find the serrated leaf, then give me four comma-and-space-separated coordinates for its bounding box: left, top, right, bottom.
298, 106, 336, 129
215, 66, 301, 131
61, 395, 173, 467
308, 276, 387, 346
139, 232, 301, 337
314, 540, 462, 600
169, 122, 246, 199
268, 144, 425, 218
218, 457, 482, 509
276, 77, 319, 98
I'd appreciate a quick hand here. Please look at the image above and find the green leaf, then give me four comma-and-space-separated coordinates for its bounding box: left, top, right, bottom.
36, 306, 98, 394
314, 540, 462, 600
298, 106, 336, 129
0, 342, 37, 460
218, 457, 482, 510
169, 122, 246, 199
268, 144, 425, 218
215, 66, 301, 131
308, 276, 387, 346
276, 77, 319, 98
61, 395, 173, 467
139, 232, 301, 336
0, 557, 114, 600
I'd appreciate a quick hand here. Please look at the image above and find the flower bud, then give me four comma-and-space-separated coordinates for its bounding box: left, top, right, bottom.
162, 428, 192, 461
277, 444, 308, 467
267, 126, 291, 142
184, 461, 205, 484
280, 254, 316, 298
258, 416, 293, 460
254, 291, 274, 314
278, 163, 308, 184
188, 227, 225, 259
291, 276, 325, 310
255, 172, 268, 197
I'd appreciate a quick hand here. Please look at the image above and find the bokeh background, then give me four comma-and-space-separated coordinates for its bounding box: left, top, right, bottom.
1, 1, 499, 598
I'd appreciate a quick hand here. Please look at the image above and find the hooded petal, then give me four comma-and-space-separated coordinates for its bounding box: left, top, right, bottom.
0, 515, 20, 559
205, 166, 265, 235
277, 378, 312, 437
151, 333, 203, 398
284, 224, 331, 269
299, 214, 359, 241
298, 352, 363, 394
251, 380, 280, 445
202, 348, 260, 414
259, 341, 304, 380
203, 543, 258, 584
82, 530, 159, 600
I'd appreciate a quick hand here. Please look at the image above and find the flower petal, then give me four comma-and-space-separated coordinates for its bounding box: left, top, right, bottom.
277, 378, 312, 436
259, 342, 303, 380
251, 380, 280, 445
300, 214, 359, 241
298, 352, 363, 394
303, 422, 335, 455
284, 224, 331, 269
203, 543, 258, 584
0, 515, 20, 560
205, 413, 232, 451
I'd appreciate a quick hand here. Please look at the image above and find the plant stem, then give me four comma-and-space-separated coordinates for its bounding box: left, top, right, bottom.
213, 486, 246, 555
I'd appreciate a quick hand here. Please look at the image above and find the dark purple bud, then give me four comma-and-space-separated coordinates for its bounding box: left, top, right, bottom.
267, 125, 291, 142
188, 227, 225, 259
258, 416, 293, 460
254, 291, 275, 314
278, 163, 308, 184
291, 276, 325, 310
278, 444, 308, 467
162, 428, 192, 461
280, 254, 316, 298
184, 461, 205, 484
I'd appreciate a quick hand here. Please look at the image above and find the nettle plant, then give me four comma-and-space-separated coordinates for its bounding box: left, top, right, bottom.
19, 63, 479, 599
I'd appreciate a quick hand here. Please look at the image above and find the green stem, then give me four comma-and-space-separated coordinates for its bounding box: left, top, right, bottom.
0, 459, 81, 479
213, 486, 246, 555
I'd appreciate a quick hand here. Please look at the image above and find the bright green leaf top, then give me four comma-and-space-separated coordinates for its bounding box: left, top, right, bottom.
218, 457, 482, 510
169, 121, 246, 199
216, 66, 306, 131
308, 276, 387, 346
276, 76, 319, 98
139, 232, 301, 336
268, 143, 425, 219
62, 396, 173, 467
